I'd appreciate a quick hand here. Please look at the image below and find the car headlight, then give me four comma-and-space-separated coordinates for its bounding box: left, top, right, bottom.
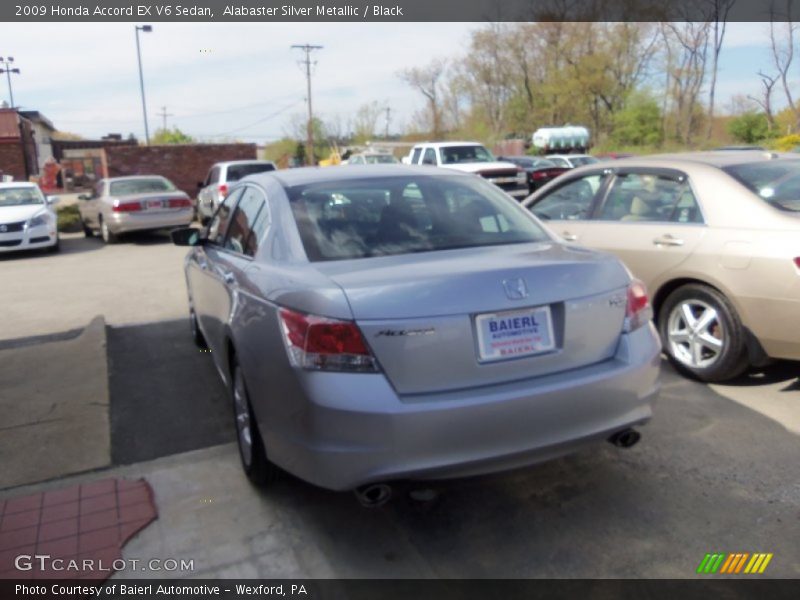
28, 213, 52, 228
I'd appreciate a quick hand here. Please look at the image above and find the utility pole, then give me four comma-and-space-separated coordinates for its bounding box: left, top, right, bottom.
0, 57, 21, 108
384, 106, 391, 139
157, 106, 173, 131
135, 25, 153, 144
291, 43, 323, 166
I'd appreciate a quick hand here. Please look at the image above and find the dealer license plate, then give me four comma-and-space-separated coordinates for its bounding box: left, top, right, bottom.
475, 306, 555, 362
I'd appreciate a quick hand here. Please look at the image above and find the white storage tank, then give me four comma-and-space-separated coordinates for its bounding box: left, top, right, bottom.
532, 126, 590, 152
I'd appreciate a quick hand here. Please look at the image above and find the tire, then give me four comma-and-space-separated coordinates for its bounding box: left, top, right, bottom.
231, 358, 277, 486
100, 218, 117, 244
658, 284, 749, 382
82, 220, 94, 237
189, 306, 208, 350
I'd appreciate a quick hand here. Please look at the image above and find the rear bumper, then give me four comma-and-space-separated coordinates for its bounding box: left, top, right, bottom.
0, 226, 58, 253
737, 295, 800, 361
107, 209, 193, 234
260, 322, 661, 491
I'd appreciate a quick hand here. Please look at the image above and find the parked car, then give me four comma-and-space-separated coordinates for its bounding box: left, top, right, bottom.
78, 175, 193, 243
171, 165, 660, 496
546, 154, 600, 169
404, 142, 529, 199
197, 160, 277, 224
595, 152, 637, 161
0, 182, 59, 253
498, 155, 570, 193
523, 151, 800, 382
346, 152, 400, 165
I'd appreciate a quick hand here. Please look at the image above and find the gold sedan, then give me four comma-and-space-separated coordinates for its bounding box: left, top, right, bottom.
524, 151, 800, 382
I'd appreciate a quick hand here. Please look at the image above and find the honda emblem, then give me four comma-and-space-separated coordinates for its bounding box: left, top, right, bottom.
503, 278, 528, 300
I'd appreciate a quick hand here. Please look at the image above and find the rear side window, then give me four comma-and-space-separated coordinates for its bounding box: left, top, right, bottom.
225, 163, 276, 183
223, 186, 268, 257
288, 175, 549, 262
724, 160, 800, 212
597, 173, 702, 223
422, 148, 437, 165
207, 167, 220, 185
411, 148, 423, 164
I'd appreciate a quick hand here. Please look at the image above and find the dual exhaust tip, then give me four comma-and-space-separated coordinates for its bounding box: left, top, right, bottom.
354, 429, 641, 507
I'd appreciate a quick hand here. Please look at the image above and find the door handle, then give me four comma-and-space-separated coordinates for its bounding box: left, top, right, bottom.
653, 234, 684, 247
562, 231, 578, 241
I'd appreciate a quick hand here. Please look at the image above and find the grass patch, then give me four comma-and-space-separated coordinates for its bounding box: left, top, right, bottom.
57, 204, 83, 233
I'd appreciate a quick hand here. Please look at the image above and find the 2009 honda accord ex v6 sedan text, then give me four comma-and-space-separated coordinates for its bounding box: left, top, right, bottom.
172, 165, 661, 498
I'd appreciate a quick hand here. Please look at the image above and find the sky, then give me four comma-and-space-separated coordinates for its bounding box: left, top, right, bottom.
0, 22, 791, 143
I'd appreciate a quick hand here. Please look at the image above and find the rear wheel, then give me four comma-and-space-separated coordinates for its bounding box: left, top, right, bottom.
100, 218, 117, 244
658, 284, 748, 382
231, 358, 277, 486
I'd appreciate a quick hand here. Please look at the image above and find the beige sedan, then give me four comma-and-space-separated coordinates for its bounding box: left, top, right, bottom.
523, 151, 800, 382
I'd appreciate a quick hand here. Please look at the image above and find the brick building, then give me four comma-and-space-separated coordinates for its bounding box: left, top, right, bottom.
0, 109, 38, 181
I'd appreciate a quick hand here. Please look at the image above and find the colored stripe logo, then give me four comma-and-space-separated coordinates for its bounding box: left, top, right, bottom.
697, 553, 773, 574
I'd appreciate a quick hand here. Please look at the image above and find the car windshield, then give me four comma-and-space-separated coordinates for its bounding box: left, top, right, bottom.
110, 178, 176, 195
0, 187, 44, 207
723, 161, 800, 212
226, 163, 276, 182
364, 154, 398, 164
288, 175, 550, 261
441, 145, 495, 164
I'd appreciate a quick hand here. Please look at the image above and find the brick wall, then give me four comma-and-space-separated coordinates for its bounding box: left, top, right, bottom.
104, 144, 257, 197
0, 142, 28, 181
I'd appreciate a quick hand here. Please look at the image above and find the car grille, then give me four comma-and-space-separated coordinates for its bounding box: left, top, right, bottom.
0, 239, 22, 247
0, 221, 25, 233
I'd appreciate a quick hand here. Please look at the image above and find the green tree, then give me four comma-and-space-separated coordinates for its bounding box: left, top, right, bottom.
151, 127, 195, 144
727, 112, 771, 144
610, 92, 663, 147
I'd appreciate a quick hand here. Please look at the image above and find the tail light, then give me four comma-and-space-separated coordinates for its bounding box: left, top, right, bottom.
623, 279, 653, 333
794, 257, 800, 269
218, 184, 228, 198
532, 171, 547, 180
168, 198, 192, 208
112, 200, 142, 212
278, 308, 379, 372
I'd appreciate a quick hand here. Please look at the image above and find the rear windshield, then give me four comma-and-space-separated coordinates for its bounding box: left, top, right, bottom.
364, 154, 398, 164
110, 178, 175, 196
441, 145, 495, 164
724, 161, 800, 211
570, 156, 599, 167
0, 186, 44, 206
226, 163, 276, 182
288, 175, 549, 261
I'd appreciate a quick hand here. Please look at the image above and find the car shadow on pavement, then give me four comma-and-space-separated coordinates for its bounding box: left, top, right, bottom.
123, 231, 175, 245
107, 318, 233, 465
727, 360, 799, 391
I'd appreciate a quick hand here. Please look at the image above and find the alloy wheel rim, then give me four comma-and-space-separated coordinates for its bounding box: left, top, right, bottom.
667, 299, 724, 369
233, 370, 253, 467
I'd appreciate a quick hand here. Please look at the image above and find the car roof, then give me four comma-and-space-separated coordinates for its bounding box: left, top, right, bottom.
106, 175, 170, 182
249, 164, 473, 187
0, 182, 37, 189
216, 160, 275, 167
414, 141, 484, 148
604, 150, 800, 170
546, 154, 591, 158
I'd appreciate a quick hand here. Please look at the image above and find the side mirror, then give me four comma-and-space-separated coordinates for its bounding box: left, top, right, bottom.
197, 181, 205, 189
47, 195, 60, 205
171, 227, 204, 247
77, 194, 91, 201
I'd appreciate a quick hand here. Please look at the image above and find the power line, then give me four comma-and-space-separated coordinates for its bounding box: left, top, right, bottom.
291, 43, 323, 166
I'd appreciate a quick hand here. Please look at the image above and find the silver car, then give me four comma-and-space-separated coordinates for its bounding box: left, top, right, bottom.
197, 160, 277, 224
78, 176, 193, 243
172, 166, 660, 495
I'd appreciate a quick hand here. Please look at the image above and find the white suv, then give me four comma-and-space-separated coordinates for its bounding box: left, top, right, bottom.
404, 142, 528, 199
197, 160, 276, 223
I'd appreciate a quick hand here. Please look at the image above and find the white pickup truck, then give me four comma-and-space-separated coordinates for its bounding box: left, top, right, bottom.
403, 142, 529, 199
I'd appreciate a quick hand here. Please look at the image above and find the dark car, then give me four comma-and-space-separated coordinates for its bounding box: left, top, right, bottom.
498, 156, 570, 193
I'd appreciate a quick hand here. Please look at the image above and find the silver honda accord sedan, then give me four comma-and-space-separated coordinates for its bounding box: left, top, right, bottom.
172, 165, 660, 495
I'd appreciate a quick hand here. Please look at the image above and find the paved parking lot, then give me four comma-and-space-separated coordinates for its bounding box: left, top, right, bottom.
0, 230, 798, 577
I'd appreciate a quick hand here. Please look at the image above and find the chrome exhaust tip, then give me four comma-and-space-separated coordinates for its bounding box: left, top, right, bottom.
354, 483, 393, 508
608, 428, 641, 449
